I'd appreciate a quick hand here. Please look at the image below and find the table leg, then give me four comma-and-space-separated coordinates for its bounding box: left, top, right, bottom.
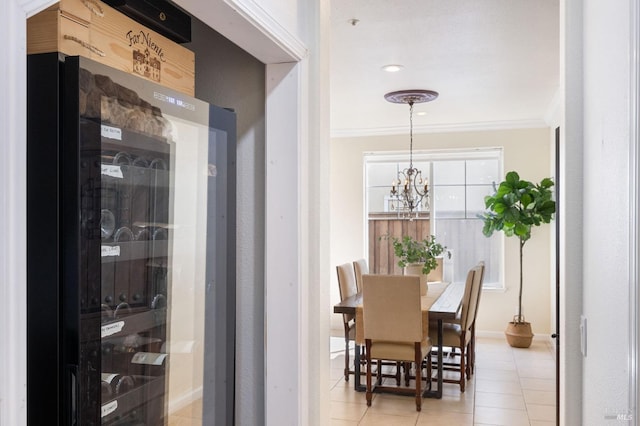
437, 318, 443, 397
423, 318, 443, 399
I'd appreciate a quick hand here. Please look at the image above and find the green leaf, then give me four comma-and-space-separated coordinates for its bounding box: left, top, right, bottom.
540, 177, 554, 188
484, 195, 495, 208
496, 183, 512, 198
507, 191, 520, 204
540, 200, 556, 214
515, 222, 529, 237
502, 225, 515, 237
505, 207, 520, 223
505, 171, 520, 186
493, 202, 506, 214
482, 220, 495, 237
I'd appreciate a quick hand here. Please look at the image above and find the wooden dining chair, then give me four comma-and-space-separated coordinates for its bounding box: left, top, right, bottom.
428, 263, 482, 392
336, 263, 358, 381
362, 274, 432, 411
353, 258, 368, 293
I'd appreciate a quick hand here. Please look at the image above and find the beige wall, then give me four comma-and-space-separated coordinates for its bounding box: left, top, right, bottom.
330, 127, 554, 335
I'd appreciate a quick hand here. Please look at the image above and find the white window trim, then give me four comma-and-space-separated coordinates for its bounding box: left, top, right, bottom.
364, 147, 504, 289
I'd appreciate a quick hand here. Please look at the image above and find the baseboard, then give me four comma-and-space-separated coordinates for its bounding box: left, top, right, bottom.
168, 386, 203, 414
476, 330, 553, 343
475, 330, 504, 340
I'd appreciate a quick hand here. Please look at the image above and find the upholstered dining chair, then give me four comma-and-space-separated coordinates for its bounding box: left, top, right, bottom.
428, 263, 483, 392
353, 258, 369, 293
426, 257, 444, 282
336, 263, 358, 381
362, 274, 432, 411
444, 261, 485, 378
468, 261, 485, 375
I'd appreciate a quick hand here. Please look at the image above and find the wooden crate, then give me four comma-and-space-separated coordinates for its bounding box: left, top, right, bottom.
28, 0, 194, 96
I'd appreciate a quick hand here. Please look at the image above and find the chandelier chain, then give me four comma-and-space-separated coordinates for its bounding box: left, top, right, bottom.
409, 101, 414, 169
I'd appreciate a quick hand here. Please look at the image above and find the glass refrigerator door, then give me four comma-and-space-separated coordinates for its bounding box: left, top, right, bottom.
67, 56, 231, 425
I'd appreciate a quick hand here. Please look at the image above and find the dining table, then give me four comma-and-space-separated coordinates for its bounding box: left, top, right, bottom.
333, 280, 465, 399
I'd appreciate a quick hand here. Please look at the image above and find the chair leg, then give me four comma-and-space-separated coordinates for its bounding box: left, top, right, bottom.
470, 325, 477, 374
395, 362, 401, 386
459, 336, 466, 393
404, 362, 411, 386
465, 342, 472, 379
365, 340, 372, 406
344, 336, 350, 381
343, 322, 351, 382
414, 342, 422, 411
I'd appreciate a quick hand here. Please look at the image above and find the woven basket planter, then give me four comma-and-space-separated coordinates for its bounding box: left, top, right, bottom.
505, 321, 534, 348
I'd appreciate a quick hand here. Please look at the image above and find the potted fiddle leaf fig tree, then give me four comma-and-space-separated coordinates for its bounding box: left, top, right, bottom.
480, 171, 555, 348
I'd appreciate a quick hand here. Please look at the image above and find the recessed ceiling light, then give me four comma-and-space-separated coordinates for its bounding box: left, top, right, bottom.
416, 111, 427, 116
381, 64, 404, 73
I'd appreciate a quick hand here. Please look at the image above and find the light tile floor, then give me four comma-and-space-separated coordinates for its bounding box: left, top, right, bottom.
329, 336, 557, 425
167, 399, 202, 426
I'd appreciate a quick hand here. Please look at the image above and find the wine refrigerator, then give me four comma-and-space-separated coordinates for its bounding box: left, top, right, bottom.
27, 53, 236, 425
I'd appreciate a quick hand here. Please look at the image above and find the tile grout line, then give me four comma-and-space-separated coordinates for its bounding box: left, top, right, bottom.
512, 344, 533, 426
472, 354, 477, 426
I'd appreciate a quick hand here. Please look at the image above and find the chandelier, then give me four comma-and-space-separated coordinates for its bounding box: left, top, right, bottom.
385, 89, 439, 219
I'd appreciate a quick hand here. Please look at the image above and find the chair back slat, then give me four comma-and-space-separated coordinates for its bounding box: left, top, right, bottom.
362, 274, 422, 342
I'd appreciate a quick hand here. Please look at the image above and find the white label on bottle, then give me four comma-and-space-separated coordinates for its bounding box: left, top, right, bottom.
101, 245, 120, 257
131, 352, 167, 366
101, 400, 118, 418
101, 125, 122, 141
101, 321, 125, 338
101, 164, 123, 179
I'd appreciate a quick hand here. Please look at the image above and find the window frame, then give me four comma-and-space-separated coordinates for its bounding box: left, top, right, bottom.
364, 147, 504, 290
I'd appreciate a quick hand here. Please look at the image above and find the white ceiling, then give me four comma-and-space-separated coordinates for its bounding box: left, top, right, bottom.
330, 0, 560, 137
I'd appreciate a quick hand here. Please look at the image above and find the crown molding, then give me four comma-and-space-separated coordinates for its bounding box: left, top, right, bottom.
19, 0, 56, 16
331, 119, 550, 139
174, 0, 308, 64
224, 0, 308, 62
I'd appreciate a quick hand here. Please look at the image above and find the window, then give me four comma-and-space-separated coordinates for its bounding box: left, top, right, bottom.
364, 148, 503, 289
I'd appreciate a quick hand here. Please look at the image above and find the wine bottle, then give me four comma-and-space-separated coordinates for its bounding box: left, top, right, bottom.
130, 352, 167, 377
101, 381, 113, 400
101, 373, 135, 395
